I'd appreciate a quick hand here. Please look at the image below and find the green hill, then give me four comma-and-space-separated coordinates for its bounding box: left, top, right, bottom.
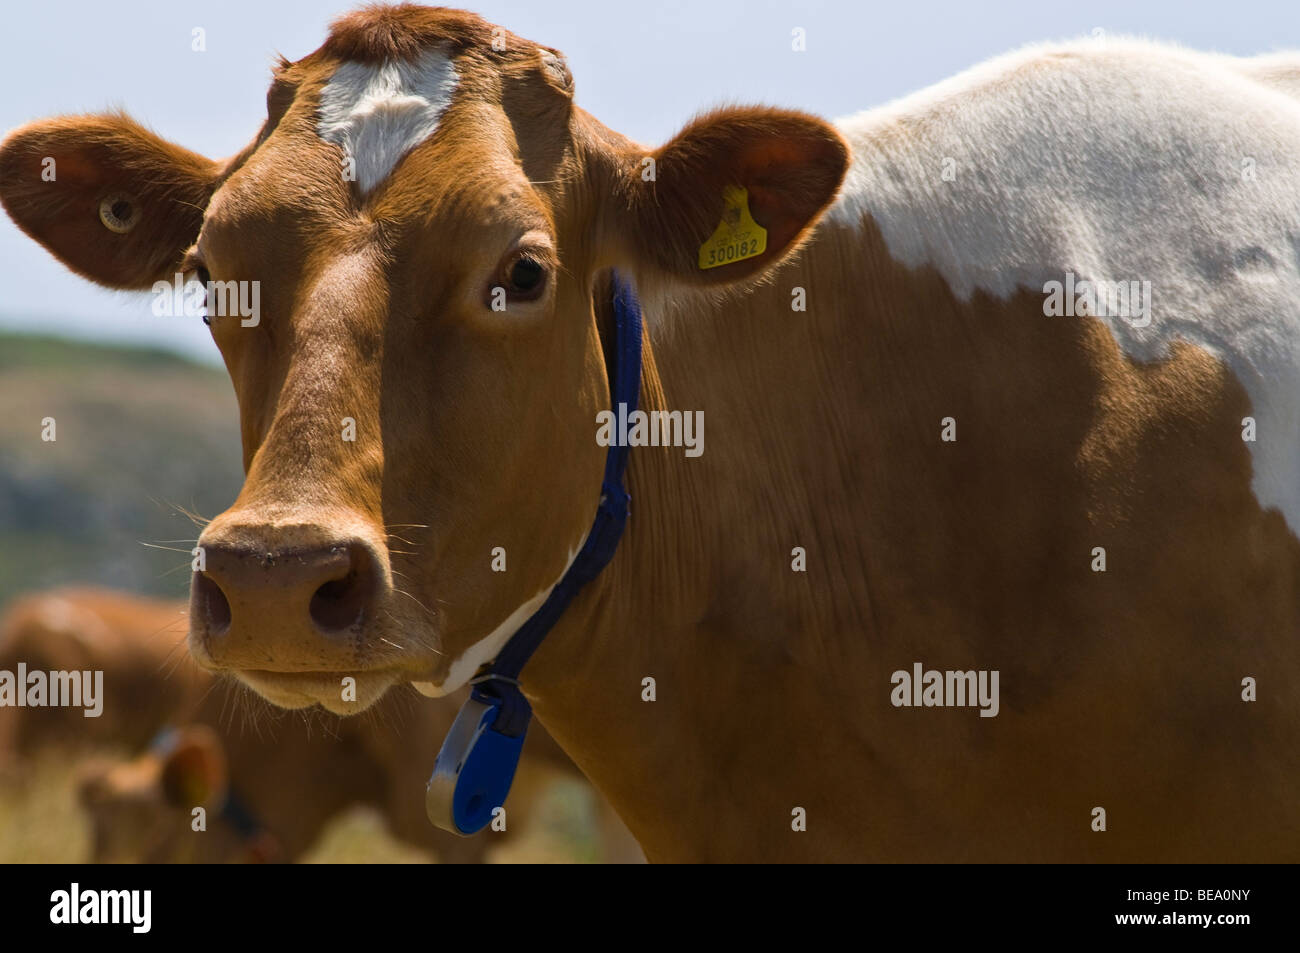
0, 332, 244, 608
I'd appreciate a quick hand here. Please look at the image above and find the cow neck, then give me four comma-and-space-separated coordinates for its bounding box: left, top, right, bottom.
476, 270, 642, 720
424, 270, 643, 836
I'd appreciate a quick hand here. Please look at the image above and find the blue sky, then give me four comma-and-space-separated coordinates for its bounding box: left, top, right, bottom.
1, 0, 1297, 364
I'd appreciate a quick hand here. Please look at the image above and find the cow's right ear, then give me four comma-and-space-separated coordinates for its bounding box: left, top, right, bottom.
0, 114, 220, 290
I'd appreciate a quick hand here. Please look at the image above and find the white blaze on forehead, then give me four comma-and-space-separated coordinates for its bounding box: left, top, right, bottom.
316, 49, 459, 195
828, 37, 1300, 536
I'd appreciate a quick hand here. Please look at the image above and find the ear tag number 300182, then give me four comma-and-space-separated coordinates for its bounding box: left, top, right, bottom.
698, 185, 767, 270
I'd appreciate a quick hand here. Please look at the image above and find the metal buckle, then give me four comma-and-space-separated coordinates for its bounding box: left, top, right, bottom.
425, 695, 528, 835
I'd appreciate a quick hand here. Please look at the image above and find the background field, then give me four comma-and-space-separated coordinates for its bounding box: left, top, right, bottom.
0, 332, 243, 606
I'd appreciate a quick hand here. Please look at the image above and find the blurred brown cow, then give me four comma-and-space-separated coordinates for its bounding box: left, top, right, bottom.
0, 587, 641, 863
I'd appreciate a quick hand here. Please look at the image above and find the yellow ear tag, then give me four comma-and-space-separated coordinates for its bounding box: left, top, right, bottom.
698, 185, 767, 270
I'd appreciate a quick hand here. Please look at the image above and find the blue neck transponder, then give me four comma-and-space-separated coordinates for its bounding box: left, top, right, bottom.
425, 271, 643, 836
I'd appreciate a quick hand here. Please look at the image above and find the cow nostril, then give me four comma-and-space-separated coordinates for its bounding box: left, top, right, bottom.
195, 573, 231, 634
309, 545, 374, 633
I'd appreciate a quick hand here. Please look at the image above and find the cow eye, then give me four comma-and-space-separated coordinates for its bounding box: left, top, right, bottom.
504, 255, 547, 299
195, 266, 212, 325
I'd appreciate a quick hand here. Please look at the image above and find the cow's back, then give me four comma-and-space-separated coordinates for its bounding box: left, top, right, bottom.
831, 38, 1300, 532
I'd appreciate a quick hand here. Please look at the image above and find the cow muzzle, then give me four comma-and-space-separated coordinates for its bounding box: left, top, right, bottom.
188, 515, 407, 712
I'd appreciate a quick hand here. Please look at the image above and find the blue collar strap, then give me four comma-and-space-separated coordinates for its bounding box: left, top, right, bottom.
425, 270, 643, 835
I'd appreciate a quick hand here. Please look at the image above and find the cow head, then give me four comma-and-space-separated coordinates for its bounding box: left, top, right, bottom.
76, 725, 281, 863
0, 5, 848, 714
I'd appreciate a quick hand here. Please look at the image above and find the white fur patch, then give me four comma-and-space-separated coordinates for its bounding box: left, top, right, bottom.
829, 37, 1300, 535
412, 540, 585, 698
316, 50, 459, 195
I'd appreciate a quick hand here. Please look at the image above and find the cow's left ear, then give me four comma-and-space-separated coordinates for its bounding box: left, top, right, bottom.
613, 107, 849, 286
159, 725, 228, 808
0, 113, 221, 290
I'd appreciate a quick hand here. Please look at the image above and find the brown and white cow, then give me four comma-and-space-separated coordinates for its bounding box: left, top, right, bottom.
0, 588, 201, 758
0, 588, 641, 862
2, 6, 1299, 861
